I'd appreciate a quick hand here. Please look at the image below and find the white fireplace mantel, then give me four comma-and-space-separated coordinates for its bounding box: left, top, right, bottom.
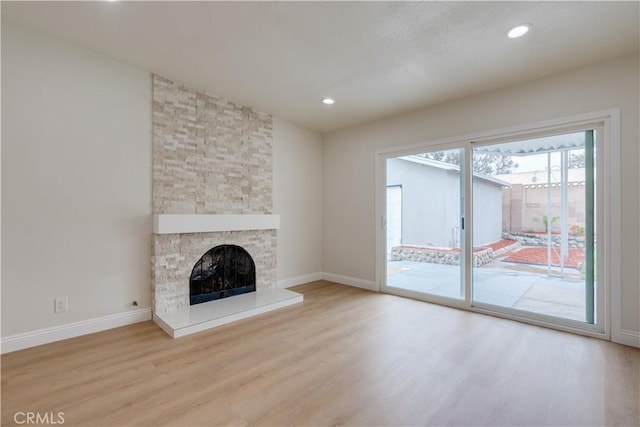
153, 214, 280, 234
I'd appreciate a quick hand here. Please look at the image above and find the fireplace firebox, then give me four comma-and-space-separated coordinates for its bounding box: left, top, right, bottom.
189, 245, 256, 305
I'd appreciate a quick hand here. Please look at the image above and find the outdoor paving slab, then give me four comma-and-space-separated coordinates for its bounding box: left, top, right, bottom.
513, 279, 586, 321
519, 280, 585, 305
387, 262, 462, 298
472, 289, 525, 308
514, 298, 585, 322
473, 270, 536, 297
527, 275, 585, 291
386, 260, 586, 322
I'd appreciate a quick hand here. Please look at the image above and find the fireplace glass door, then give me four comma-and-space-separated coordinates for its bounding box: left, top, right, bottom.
190, 244, 256, 304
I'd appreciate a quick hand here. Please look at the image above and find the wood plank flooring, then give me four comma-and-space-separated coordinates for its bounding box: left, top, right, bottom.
2, 281, 639, 426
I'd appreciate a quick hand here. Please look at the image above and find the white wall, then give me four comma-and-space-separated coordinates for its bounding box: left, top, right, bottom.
323, 53, 639, 336
273, 117, 323, 284
1, 20, 153, 336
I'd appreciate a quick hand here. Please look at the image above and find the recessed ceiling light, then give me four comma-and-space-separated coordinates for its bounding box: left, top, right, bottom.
508, 24, 532, 39
322, 98, 335, 105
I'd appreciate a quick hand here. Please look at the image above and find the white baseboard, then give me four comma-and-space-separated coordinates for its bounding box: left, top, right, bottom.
278, 271, 378, 292
277, 272, 324, 288
1, 308, 152, 354
613, 328, 640, 348
322, 272, 379, 292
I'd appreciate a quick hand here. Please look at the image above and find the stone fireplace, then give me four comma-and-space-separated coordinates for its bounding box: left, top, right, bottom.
153, 228, 276, 313
150, 76, 301, 337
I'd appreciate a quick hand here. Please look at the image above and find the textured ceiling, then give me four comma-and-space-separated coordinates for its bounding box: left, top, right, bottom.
3, 1, 639, 132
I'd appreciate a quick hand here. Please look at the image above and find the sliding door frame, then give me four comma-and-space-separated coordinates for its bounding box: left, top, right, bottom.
377, 141, 470, 308
468, 125, 604, 334
375, 108, 620, 342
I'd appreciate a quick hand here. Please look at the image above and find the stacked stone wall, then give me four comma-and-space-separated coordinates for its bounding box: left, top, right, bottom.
151, 75, 275, 313
502, 232, 585, 249
390, 246, 494, 267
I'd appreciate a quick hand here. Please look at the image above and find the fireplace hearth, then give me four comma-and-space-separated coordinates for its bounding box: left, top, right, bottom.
190, 245, 256, 305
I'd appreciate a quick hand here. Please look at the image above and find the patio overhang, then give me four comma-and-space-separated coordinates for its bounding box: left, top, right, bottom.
473, 132, 586, 156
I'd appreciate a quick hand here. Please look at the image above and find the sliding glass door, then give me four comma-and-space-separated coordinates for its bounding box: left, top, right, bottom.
380, 125, 604, 334
384, 148, 466, 301
471, 131, 599, 325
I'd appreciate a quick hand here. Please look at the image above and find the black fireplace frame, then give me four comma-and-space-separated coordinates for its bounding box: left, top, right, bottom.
189, 244, 256, 305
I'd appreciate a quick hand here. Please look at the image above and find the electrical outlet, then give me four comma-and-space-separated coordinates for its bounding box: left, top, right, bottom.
54, 297, 68, 313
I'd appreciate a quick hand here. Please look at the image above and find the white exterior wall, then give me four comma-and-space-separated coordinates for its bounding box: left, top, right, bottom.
473, 178, 504, 246
387, 158, 504, 248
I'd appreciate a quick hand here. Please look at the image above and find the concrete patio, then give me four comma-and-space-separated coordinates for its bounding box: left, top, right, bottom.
387, 259, 587, 322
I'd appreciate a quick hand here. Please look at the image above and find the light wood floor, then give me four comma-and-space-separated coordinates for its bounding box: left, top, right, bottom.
2, 281, 639, 426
